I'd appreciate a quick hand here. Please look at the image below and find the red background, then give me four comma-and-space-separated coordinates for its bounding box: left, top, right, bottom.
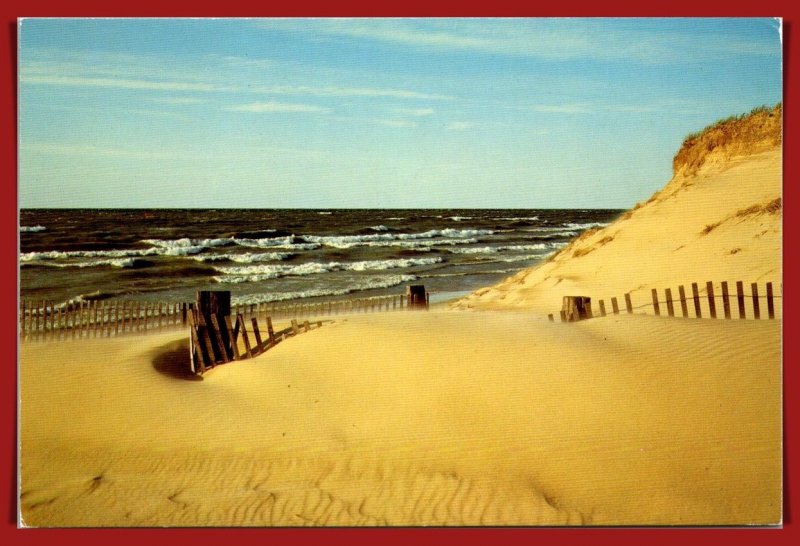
2, 2, 796, 544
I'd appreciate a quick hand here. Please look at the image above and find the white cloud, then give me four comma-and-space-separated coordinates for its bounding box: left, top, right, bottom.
257, 18, 779, 64
391, 107, 435, 117
531, 104, 592, 114
373, 119, 417, 128
20, 74, 235, 92
446, 121, 474, 131
149, 97, 207, 105
225, 101, 330, 113
21, 142, 176, 159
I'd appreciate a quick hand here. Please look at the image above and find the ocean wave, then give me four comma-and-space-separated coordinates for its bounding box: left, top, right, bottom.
447, 216, 473, 222
22, 257, 149, 269
193, 252, 292, 264
21, 225, 47, 232
21, 248, 159, 261
232, 236, 321, 251
214, 257, 442, 283
370, 225, 390, 231
141, 237, 235, 256
230, 274, 418, 302
445, 244, 553, 254
301, 228, 492, 248
492, 216, 539, 222
561, 222, 610, 230
385, 217, 406, 221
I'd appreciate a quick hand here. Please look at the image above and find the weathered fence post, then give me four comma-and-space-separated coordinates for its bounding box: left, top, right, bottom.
752, 283, 761, 320
611, 297, 619, 315
678, 285, 688, 318
237, 314, 253, 358
766, 282, 775, 319
651, 289, 661, 316
706, 282, 717, 319
736, 281, 745, 319
665, 288, 675, 317
406, 285, 428, 310
266, 316, 275, 346
598, 299, 606, 317
251, 317, 263, 353
562, 296, 592, 322
721, 281, 731, 319
691, 283, 702, 318
548, 314, 554, 322
624, 293, 633, 314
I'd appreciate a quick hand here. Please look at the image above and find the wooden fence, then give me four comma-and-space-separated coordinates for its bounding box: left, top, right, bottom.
188, 311, 326, 374
19, 293, 410, 341
550, 281, 782, 322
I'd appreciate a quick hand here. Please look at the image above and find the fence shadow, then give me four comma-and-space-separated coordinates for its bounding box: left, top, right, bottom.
151, 339, 203, 381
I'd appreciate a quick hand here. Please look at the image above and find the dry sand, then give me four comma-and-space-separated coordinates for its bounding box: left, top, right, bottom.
19, 143, 783, 527
20, 309, 780, 527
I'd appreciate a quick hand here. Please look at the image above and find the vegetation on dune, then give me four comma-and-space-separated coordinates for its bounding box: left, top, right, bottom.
673, 103, 782, 175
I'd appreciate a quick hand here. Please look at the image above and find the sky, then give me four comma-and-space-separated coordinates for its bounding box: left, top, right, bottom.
17, 18, 782, 209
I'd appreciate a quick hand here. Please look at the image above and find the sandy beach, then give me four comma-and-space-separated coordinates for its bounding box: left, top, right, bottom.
19, 107, 783, 527
19, 310, 781, 527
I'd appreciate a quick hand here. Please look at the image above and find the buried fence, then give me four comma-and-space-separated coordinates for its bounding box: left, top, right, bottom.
19, 285, 431, 341
550, 281, 782, 322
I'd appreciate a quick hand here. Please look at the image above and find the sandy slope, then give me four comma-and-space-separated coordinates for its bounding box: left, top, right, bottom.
453, 148, 782, 315
20, 310, 781, 527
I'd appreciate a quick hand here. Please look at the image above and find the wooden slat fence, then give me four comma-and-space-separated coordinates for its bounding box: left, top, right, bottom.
558, 281, 782, 322
20, 293, 410, 341
188, 311, 327, 375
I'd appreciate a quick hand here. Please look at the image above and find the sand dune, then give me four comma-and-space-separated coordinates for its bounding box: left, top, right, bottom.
454, 147, 781, 315
20, 311, 781, 526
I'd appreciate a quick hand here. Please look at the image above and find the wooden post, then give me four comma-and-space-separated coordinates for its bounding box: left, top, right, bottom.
189, 324, 207, 374
291, 319, 300, 335
651, 289, 660, 316
182, 302, 188, 324
665, 288, 675, 317
721, 281, 731, 319
304, 320, 311, 332
196, 315, 216, 368
736, 281, 745, 319
209, 314, 230, 363
224, 316, 241, 360
691, 283, 702, 318
766, 282, 775, 319
610, 297, 619, 315
266, 316, 275, 346
562, 296, 592, 322
598, 300, 606, 317
752, 283, 761, 320
238, 314, 253, 358
706, 282, 717, 319
624, 293, 633, 314
406, 285, 428, 310
548, 314, 554, 322
677, 286, 688, 318
251, 318, 263, 353
559, 310, 566, 322
20, 300, 26, 336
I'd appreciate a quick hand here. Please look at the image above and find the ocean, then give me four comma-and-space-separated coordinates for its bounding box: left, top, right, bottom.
19, 209, 622, 307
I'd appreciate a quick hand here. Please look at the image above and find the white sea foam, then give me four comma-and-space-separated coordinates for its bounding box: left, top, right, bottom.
21, 225, 47, 232
230, 274, 418, 303
233, 236, 321, 251
385, 217, 406, 221
20, 248, 159, 262
193, 252, 292, 263
370, 225, 390, 231
492, 216, 540, 222
562, 222, 610, 230
447, 216, 473, 222
141, 237, 234, 256
446, 244, 553, 254
214, 257, 442, 283
301, 228, 492, 248
22, 257, 141, 269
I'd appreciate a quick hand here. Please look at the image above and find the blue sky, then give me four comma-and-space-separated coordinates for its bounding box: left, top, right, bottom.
18, 18, 782, 209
